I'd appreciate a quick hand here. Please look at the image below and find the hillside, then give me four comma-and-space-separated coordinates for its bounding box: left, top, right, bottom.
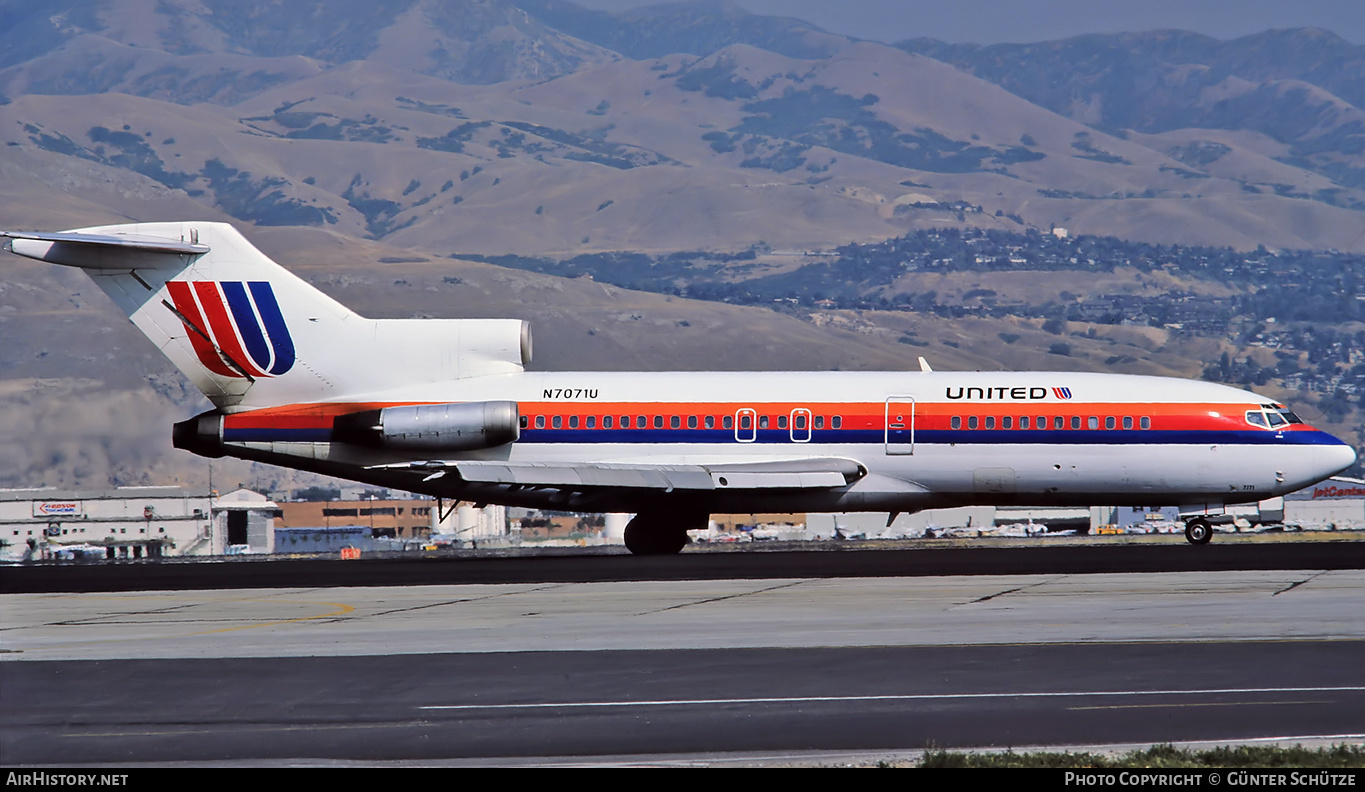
3, 0, 1365, 489
1, 2, 1362, 254
899, 28, 1365, 198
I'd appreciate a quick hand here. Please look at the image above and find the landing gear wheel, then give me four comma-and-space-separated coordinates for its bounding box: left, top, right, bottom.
1184, 518, 1213, 545
622, 512, 701, 555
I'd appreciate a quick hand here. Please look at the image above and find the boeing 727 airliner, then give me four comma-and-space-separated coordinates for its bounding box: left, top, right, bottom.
4, 222, 1355, 553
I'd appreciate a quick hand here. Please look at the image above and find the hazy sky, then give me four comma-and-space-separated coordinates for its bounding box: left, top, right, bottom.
574, 0, 1363, 45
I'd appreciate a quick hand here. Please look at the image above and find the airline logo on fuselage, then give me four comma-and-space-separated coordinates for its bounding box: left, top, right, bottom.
167, 281, 295, 378
945, 386, 1069, 400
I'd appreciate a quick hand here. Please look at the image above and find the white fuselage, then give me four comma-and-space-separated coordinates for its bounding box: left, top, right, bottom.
219, 369, 1356, 515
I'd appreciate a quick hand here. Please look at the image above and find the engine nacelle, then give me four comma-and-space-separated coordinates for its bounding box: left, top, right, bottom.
173, 411, 226, 458
333, 401, 519, 451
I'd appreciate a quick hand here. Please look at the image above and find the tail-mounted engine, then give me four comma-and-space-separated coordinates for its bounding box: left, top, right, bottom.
173, 400, 521, 459
333, 401, 520, 451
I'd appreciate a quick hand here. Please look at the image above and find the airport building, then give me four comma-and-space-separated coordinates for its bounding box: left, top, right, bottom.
5, 475, 1361, 561
1284, 476, 1365, 528
806, 477, 1365, 539
274, 499, 507, 545
0, 486, 277, 560
0, 485, 522, 560
213, 488, 279, 554
275, 499, 445, 539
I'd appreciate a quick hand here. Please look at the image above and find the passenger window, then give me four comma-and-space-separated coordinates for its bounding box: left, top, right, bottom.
778, 415, 788, 429
952, 416, 961, 429
815, 416, 825, 429
704, 416, 715, 429
1141, 416, 1151, 429
1105, 416, 1115, 430
1002, 416, 1013, 429
1019, 416, 1029, 429
1054, 416, 1064, 430
724, 415, 734, 429
637, 415, 646, 428
688, 416, 698, 429
520, 416, 529, 429
604, 415, 613, 429
552, 416, 562, 429
740, 414, 751, 429
985, 416, 995, 429
653, 415, 663, 429
794, 414, 806, 429
832, 416, 842, 429
1088, 416, 1099, 429
759, 416, 770, 429
1038, 416, 1047, 429
1123, 416, 1133, 430
535, 415, 545, 429
968, 416, 979, 429
1070, 416, 1081, 430
670, 416, 680, 429
569, 416, 579, 429
586, 416, 596, 429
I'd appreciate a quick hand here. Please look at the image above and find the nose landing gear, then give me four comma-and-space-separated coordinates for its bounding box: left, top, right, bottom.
1184, 517, 1213, 545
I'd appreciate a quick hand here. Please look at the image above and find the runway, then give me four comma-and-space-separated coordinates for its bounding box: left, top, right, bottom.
6, 643, 1364, 765
4, 548, 1365, 765
7, 537, 1365, 593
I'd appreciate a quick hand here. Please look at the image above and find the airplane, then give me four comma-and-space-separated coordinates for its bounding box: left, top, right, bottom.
4, 221, 1356, 553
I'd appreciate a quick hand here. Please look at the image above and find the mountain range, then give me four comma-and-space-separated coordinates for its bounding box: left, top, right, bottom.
3, 0, 1363, 253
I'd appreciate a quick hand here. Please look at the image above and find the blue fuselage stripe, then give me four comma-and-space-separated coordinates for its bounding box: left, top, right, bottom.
514, 429, 1345, 446
222, 427, 1347, 447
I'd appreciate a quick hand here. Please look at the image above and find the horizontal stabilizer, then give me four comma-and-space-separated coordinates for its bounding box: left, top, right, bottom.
372, 457, 866, 491
3, 230, 208, 268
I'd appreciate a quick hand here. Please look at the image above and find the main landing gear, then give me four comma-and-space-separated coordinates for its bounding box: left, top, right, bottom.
623, 511, 707, 555
1184, 517, 1213, 545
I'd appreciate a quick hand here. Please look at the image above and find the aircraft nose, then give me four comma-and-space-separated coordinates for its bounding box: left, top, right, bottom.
1316, 442, 1358, 479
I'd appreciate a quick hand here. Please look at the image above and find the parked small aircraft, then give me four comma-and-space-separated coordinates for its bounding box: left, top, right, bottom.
5, 222, 1354, 553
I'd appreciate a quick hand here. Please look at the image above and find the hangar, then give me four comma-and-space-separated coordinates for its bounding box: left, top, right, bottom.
1284, 476, 1365, 529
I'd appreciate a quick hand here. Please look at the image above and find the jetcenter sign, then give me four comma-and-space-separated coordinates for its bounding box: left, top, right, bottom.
1309, 484, 1365, 499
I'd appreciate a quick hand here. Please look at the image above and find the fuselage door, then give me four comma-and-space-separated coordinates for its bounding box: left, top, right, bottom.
885, 396, 915, 455
790, 408, 812, 443
735, 408, 757, 443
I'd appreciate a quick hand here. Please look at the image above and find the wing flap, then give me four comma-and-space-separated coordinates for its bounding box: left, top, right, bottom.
711, 469, 849, 488
455, 461, 715, 490
374, 457, 865, 491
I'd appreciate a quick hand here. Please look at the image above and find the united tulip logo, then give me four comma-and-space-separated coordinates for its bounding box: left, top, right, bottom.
167, 281, 295, 378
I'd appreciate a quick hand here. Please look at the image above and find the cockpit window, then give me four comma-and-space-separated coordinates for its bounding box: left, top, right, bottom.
1247, 406, 1304, 429
1269, 404, 1305, 424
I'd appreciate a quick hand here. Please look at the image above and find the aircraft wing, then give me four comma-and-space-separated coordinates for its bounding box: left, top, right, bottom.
373, 457, 866, 491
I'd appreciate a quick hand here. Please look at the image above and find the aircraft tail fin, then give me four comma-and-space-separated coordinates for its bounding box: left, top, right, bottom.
4, 222, 530, 409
